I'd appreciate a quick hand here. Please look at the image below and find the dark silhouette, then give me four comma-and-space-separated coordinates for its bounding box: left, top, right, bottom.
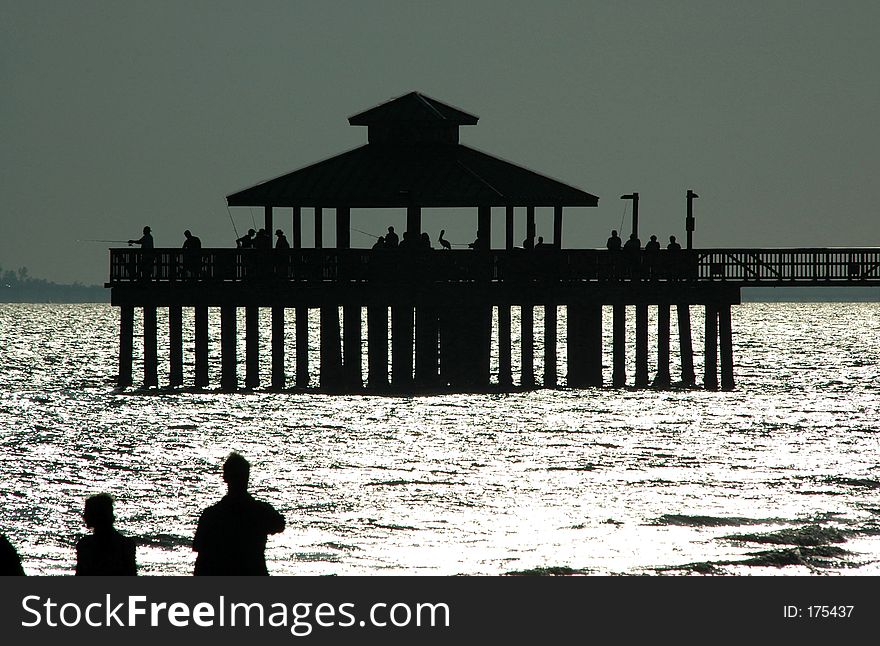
644, 235, 660, 252
644, 235, 660, 279
275, 229, 290, 249
75, 494, 137, 576
438, 229, 451, 250
128, 226, 154, 279
535, 235, 550, 248
522, 235, 534, 250
420, 232, 432, 249
623, 232, 641, 251
128, 226, 154, 250
384, 226, 399, 249
398, 230, 415, 250
193, 453, 285, 576
606, 230, 621, 251
237, 229, 256, 248
372, 235, 385, 250
182, 229, 202, 278
469, 230, 488, 250
0, 533, 25, 575
667, 235, 681, 251
254, 228, 272, 250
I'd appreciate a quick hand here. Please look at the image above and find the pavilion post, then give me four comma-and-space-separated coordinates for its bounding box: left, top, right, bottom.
407, 206, 421, 238
264, 206, 273, 235
553, 205, 563, 248
336, 207, 351, 249
505, 206, 515, 250
526, 206, 536, 247
292, 207, 302, 249
314, 207, 323, 248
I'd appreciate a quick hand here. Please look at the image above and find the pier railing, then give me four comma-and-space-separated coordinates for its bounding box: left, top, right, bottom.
108, 247, 880, 285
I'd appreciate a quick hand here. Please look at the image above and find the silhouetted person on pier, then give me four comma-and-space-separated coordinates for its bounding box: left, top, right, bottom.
469, 230, 488, 251
623, 233, 641, 278
75, 494, 137, 576
385, 226, 399, 249
535, 235, 550, 248
0, 533, 25, 575
644, 234, 660, 278
372, 235, 385, 250
522, 235, 535, 250
237, 229, 256, 248
128, 226, 155, 280
182, 229, 202, 278
645, 235, 660, 252
275, 229, 290, 249
420, 232, 432, 249
438, 229, 451, 250
255, 228, 271, 250
667, 235, 682, 280
667, 235, 681, 251
399, 230, 416, 251
606, 230, 622, 251
193, 453, 285, 576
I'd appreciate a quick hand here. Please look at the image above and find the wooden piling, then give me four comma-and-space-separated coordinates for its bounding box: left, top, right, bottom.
367, 305, 388, 389
118, 305, 133, 387
295, 307, 309, 387
498, 304, 512, 387
320, 306, 343, 390
521, 304, 535, 387
143, 306, 158, 387
245, 306, 260, 388
544, 304, 557, 387
704, 304, 718, 390
585, 303, 603, 386
194, 306, 209, 387
677, 304, 695, 385
654, 304, 671, 388
635, 303, 649, 387
169, 305, 183, 387
719, 303, 735, 390
343, 305, 362, 388
415, 306, 439, 387
391, 305, 413, 388
271, 306, 285, 389
612, 304, 626, 387
220, 305, 237, 390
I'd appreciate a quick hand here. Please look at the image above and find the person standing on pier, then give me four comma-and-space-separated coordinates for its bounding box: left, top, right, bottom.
385, 226, 399, 248
75, 494, 137, 576
237, 229, 256, 248
606, 230, 622, 251
275, 229, 290, 249
193, 452, 286, 576
182, 229, 202, 278
644, 235, 660, 279
128, 225, 155, 280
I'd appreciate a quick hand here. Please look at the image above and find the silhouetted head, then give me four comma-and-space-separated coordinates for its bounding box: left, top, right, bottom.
143, 226, 151, 234
669, 235, 677, 242
538, 236, 544, 243
388, 226, 395, 233
275, 229, 284, 237
630, 233, 637, 239
611, 230, 618, 237
650, 235, 657, 241
248, 229, 256, 236
83, 494, 115, 531
184, 230, 192, 238
223, 452, 250, 492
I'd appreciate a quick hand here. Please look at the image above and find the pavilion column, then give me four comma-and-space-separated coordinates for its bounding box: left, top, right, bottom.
194, 306, 209, 387
497, 304, 512, 388
391, 304, 414, 388
367, 305, 388, 389
544, 304, 557, 387
143, 306, 158, 387
719, 303, 735, 390
314, 207, 323, 248
336, 207, 351, 249
320, 306, 343, 390
264, 206, 273, 235
343, 305, 362, 389
704, 304, 719, 390
245, 306, 260, 388
407, 206, 421, 238
271, 306, 285, 389
553, 205, 563, 248
677, 304, 695, 385
478, 206, 491, 245
220, 305, 237, 390
612, 304, 626, 387
505, 206, 515, 251
415, 306, 439, 387
654, 304, 671, 388
635, 304, 649, 387
526, 206, 536, 246
169, 305, 183, 387
521, 304, 534, 387
296, 307, 309, 387
292, 207, 302, 249
118, 305, 134, 387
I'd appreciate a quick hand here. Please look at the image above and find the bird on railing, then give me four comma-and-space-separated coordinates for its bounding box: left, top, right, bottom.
438, 230, 452, 250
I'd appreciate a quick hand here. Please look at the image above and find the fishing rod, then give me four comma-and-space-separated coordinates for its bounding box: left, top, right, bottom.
350, 226, 381, 239
226, 206, 241, 239
76, 239, 130, 244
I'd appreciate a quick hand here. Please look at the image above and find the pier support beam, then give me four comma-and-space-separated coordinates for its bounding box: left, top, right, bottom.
271, 306, 285, 389
415, 306, 439, 387
654, 304, 671, 388
320, 306, 343, 390
391, 305, 413, 389
295, 307, 309, 387
245, 306, 260, 388
521, 304, 535, 387
544, 304, 557, 387
704, 304, 718, 390
143, 306, 158, 387
292, 207, 302, 249
195, 306, 209, 387
677, 304, 695, 386
635, 304, 649, 387
719, 303, 735, 390
169, 305, 183, 387
497, 305, 512, 387
612, 304, 626, 387
343, 305, 362, 389
568, 303, 603, 387
220, 305, 237, 390
367, 305, 388, 389
118, 305, 133, 387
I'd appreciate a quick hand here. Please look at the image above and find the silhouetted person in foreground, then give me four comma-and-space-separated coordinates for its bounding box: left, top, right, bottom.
193, 453, 285, 576
384, 226, 399, 248
0, 533, 25, 575
237, 229, 256, 248
606, 229, 622, 251
182, 229, 202, 278
75, 494, 137, 576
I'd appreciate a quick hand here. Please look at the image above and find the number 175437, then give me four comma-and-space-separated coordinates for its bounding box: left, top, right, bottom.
808, 606, 854, 618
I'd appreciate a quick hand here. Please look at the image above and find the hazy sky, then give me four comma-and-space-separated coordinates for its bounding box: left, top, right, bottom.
3, 1, 879, 284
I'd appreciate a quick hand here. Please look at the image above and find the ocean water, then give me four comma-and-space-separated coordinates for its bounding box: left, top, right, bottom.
1, 302, 879, 576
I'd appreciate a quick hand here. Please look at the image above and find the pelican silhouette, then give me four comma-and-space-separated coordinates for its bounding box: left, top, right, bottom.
438, 229, 451, 250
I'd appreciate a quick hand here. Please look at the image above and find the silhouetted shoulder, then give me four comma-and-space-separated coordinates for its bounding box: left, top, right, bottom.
0, 534, 25, 576
75, 530, 137, 576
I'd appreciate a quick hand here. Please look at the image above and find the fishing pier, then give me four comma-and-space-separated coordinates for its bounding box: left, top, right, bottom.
106, 93, 880, 392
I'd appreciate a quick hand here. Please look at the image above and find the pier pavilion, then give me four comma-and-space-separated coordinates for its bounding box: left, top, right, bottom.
106, 92, 880, 392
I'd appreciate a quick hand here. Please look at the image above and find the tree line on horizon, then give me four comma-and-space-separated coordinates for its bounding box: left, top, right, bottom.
0, 265, 106, 303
